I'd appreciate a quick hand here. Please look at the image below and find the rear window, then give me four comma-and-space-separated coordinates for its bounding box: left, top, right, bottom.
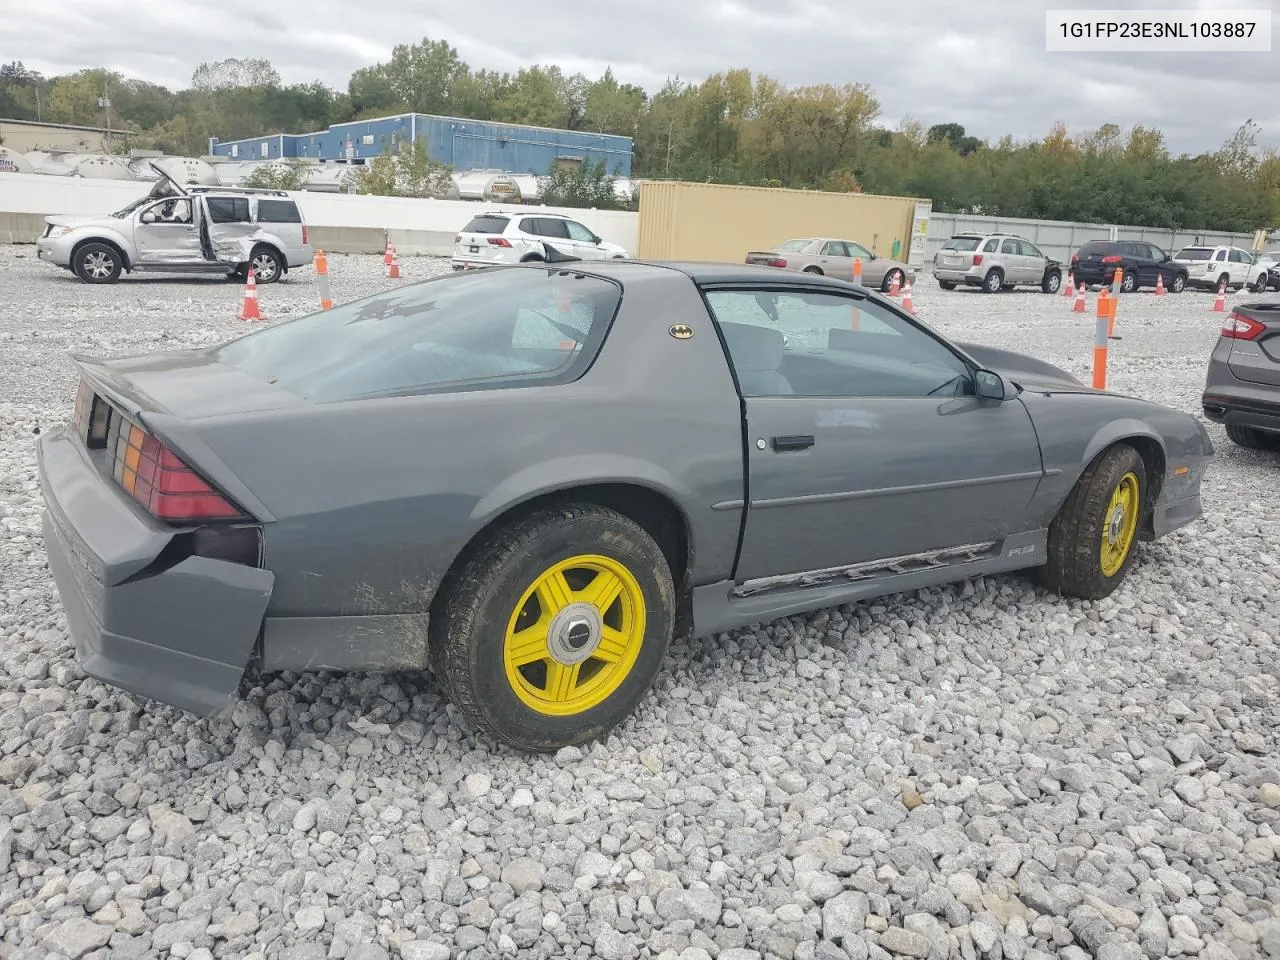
1078, 241, 1113, 253
214, 268, 622, 403
942, 237, 981, 251
1175, 248, 1214, 260
777, 239, 812, 252
206, 197, 251, 223
255, 199, 302, 223
462, 215, 510, 234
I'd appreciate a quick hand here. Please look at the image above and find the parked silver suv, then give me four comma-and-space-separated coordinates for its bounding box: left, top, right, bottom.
932, 232, 1064, 294
35, 162, 313, 285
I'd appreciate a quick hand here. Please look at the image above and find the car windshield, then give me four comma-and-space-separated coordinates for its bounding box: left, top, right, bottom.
110, 197, 151, 218
941, 237, 981, 251
1175, 248, 1214, 260
215, 268, 623, 402
777, 239, 812, 252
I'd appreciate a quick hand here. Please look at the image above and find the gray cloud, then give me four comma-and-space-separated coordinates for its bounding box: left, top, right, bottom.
4, 0, 1277, 155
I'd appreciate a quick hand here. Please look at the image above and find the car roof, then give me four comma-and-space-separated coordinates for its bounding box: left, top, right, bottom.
478, 210, 576, 220
515, 258, 883, 290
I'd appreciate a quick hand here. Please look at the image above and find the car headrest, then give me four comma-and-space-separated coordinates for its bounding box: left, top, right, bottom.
720, 321, 785, 372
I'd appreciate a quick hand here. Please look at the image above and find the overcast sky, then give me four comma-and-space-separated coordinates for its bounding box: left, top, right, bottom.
4, 0, 1277, 155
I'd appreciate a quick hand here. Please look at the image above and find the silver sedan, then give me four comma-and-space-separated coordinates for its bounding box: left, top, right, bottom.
745, 237, 915, 291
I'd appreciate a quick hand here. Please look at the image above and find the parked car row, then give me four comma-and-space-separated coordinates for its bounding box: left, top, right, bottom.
931, 231, 1280, 295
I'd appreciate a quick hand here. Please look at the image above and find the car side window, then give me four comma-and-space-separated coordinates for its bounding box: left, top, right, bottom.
1214, 249, 1227, 262
821, 241, 847, 256
847, 242, 872, 260
1020, 240, 1043, 258
206, 197, 251, 224
536, 218, 570, 239
1001, 239, 1018, 255
564, 220, 597, 243
1229, 249, 1248, 263
518, 218, 542, 236
703, 289, 974, 399
982, 238, 1000, 253
143, 198, 193, 224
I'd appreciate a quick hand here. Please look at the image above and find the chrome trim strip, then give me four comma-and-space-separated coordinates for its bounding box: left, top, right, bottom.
750, 471, 1045, 509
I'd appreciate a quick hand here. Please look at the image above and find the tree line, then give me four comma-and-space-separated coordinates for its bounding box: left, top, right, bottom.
1, 47, 1277, 231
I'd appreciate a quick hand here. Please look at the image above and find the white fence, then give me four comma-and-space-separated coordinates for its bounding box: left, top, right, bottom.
923, 212, 1269, 264
0, 172, 640, 255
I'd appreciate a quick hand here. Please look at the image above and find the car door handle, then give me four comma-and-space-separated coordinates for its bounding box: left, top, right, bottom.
771, 434, 815, 452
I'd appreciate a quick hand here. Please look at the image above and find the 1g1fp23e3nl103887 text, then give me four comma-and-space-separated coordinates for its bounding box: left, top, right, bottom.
1046, 9, 1272, 51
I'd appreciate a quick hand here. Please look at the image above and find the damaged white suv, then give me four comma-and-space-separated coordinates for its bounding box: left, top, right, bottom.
35, 161, 313, 285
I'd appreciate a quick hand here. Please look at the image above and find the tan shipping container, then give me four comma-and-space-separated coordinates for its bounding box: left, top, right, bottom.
637, 180, 927, 265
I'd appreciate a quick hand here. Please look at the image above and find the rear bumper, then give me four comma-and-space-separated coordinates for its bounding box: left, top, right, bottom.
1202, 391, 1280, 434
931, 267, 981, 284
37, 425, 273, 717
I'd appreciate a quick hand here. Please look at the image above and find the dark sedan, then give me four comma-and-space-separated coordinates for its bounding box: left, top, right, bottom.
38, 258, 1213, 751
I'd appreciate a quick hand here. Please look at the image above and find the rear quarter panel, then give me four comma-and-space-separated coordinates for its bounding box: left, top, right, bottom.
189, 268, 747, 619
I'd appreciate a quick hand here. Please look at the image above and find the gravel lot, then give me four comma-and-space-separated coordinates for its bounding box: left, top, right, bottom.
1, 245, 1279, 960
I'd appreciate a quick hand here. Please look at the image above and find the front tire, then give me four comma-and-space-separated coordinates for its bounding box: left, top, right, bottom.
73, 242, 123, 284
982, 269, 1004, 293
430, 504, 676, 752
1251, 273, 1269, 293
1169, 272, 1187, 293
1038, 443, 1146, 600
1041, 269, 1062, 294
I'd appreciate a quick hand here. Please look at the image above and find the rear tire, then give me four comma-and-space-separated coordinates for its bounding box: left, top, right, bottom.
1037, 443, 1146, 600
1226, 424, 1280, 450
938, 279, 957, 290
1120, 269, 1138, 293
880, 268, 903, 292
429, 503, 676, 752
248, 246, 283, 284
982, 269, 1004, 293
803, 265, 823, 275
73, 242, 122, 284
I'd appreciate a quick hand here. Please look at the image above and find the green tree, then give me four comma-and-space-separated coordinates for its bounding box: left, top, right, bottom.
354, 135, 454, 197
537, 158, 624, 209
242, 159, 311, 191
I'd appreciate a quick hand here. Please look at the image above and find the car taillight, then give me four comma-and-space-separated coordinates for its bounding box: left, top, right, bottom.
972, 254, 983, 266
1102, 255, 1122, 263
488, 237, 512, 247
301, 224, 308, 245
1071, 255, 1079, 266
73, 379, 110, 448
107, 417, 246, 522
767, 258, 787, 268
1222, 313, 1266, 340
73, 380, 92, 437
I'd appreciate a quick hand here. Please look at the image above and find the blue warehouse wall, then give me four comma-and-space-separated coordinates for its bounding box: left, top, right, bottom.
210, 113, 633, 177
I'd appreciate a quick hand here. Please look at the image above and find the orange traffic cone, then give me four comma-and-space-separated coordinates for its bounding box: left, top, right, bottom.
900, 279, 915, 314
1154, 273, 1166, 296
1063, 271, 1074, 297
238, 268, 262, 321
1073, 283, 1086, 313
1212, 279, 1226, 312
887, 272, 901, 297
383, 240, 394, 267
315, 250, 333, 310
386, 244, 401, 280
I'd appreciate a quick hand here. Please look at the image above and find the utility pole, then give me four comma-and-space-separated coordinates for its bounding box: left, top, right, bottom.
98, 80, 112, 152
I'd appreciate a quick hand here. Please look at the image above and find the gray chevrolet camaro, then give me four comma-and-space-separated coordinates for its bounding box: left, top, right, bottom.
38, 256, 1214, 752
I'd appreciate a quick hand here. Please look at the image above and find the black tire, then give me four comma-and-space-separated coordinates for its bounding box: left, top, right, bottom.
429, 503, 676, 752
982, 269, 1004, 293
880, 268, 903, 292
938, 279, 957, 290
520, 253, 545, 263
1226, 424, 1280, 450
1119, 269, 1138, 293
248, 246, 284, 284
803, 265, 824, 275
1041, 269, 1062, 294
72, 242, 123, 284
1251, 273, 1269, 294
1169, 272, 1187, 293
1217, 273, 1231, 293
1038, 443, 1146, 600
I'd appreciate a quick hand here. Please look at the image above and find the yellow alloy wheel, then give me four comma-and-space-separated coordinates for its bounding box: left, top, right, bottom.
503, 554, 647, 717
1100, 471, 1140, 577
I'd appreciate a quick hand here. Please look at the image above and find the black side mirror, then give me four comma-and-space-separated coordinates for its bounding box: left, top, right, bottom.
974, 369, 1007, 401
592, 234, 601, 244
